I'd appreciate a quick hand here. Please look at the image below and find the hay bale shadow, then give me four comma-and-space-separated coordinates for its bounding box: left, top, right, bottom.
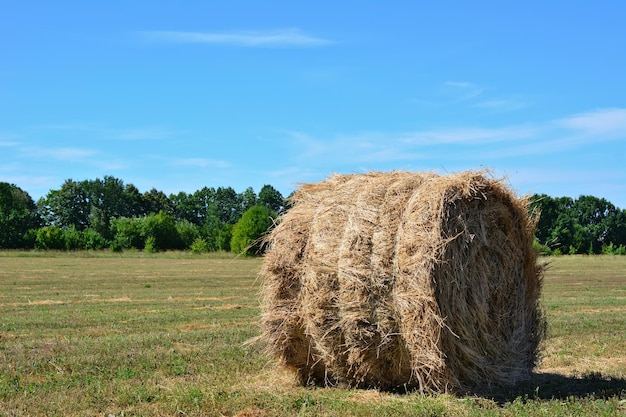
477, 372, 626, 404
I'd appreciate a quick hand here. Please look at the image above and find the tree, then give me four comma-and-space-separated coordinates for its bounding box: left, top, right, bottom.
530, 195, 576, 250
140, 211, 182, 251
142, 188, 174, 216
38, 179, 91, 229
258, 184, 285, 213
230, 205, 275, 255
110, 217, 144, 250
240, 187, 257, 213
0, 182, 40, 248
213, 186, 242, 224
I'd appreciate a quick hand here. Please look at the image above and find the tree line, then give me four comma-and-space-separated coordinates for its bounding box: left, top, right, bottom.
1, 177, 626, 255
0, 176, 283, 255
529, 194, 626, 255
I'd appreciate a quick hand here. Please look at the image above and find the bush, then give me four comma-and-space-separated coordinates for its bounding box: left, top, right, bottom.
63, 225, 83, 250
141, 211, 181, 250
81, 228, 108, 250
230, 205, 275, 256
176, 219, 200, 249
35, 226, 66, 250
111, 217, 144, 249
190, 237, 210, 254
144, 236, 158, 253
532, 239, 551, 256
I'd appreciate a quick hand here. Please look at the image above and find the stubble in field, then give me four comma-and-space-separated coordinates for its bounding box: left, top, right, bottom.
0, 252, 624, 416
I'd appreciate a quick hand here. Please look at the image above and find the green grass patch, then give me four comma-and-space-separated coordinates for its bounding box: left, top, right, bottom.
0, 252, 624, 416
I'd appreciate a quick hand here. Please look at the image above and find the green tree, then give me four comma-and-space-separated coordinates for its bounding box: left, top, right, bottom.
176, 219, 200, 249
258, 184, 285, 213
140, 211, 182, 251
213, 187, 241, 224
171, 191, 198, 225
0, 182, 40, 248
230, 205, 275, 255
142, 188, 174, 216
604, 209, 626, 248
38, 179, 91, 229
239, 187, 258, 213
110, 217, 144, 250
530, 195, 575, 250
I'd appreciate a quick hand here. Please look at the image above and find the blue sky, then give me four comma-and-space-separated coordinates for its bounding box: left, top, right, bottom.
1, 1, 625, 208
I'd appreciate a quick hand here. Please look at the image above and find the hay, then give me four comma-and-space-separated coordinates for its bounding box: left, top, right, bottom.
259, 170, 545, 393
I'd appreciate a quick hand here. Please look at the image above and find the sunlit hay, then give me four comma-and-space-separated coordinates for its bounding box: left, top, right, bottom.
259, 170, 545, 393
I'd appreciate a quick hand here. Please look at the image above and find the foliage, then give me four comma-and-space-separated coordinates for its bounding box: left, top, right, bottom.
144, 236, 158, 253
0, 182, 40, 248
530, 194, 626, 254
110, 217, 144, 250
258, 184, 285, 213
176, 219, 200, 249
34, 226, 66, 250
190, 237, 210, 254
5, 176, 626, 255
230, 205, 275, 256
140, 211, 182, 251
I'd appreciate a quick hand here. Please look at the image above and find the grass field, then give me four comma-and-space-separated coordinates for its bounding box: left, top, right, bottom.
0, 252, 624, 416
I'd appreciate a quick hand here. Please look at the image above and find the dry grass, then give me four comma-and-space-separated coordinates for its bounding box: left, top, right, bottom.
260, 171, 544, 393
0, 251, 624, 416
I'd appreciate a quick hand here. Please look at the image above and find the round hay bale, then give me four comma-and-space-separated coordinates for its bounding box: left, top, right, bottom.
259, 170, 545, 393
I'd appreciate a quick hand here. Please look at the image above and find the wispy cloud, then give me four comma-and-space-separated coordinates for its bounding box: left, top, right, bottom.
23, 146, 98, 161
140, 28, 332, 47
399, 125, 538, 146
171, 157, 231, 168
474, 98, 530, 112
285, 107, 626, 166
33, 123, 185, 141
553, 107, 626, 138
444, 81, 484, 101
411, 82, 531, 114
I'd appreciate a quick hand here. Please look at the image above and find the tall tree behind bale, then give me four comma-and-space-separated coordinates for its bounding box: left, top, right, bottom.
259, 171, 545, 393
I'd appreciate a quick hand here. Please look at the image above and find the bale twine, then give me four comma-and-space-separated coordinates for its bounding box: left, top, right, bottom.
259, 171, 545, 393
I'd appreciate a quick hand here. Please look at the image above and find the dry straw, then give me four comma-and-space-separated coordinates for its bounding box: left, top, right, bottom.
259, 171, 545, 393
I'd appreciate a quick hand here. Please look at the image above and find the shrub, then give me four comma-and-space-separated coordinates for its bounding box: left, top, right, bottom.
190, 237, 210, 254
144, 236, 158, 253
35, 226, 66, 250
63, 225, 83, 250
141, 211, 181, 250
176, 219, 200, 249
230, 206, 275, 255
111, 217, 144, 249
81, 228, 108, 250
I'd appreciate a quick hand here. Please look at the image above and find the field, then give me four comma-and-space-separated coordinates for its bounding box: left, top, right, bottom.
0, 252, 624, 416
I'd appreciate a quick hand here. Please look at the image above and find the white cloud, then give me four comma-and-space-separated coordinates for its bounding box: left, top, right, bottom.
284, 107, 626, 166
141, 29, 332, 47
553, 108, 626, 138
399, 125, 538, 145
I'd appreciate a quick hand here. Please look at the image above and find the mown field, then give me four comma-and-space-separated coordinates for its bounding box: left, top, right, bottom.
0, 252, 624, 416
